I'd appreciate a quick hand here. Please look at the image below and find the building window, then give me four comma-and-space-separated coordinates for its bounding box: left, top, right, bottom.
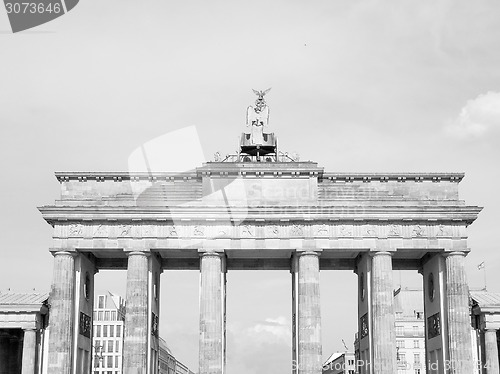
109, 325, 114, 337
98, 296, 105, 309
396, 326, 404, 336
398, 353, 406, 363
111, 311, 116, 321
115, 341, 120, 352
396, 340, 404, 348
98, 311, 103, 321
95, 325, 101, 338
107, 356, 113, 368
414, 354, 420, 364
105, 311, 110, 321
413, 340, 419, 348
116, 326, 121, 337
103, 325, 108, 337
115, 356, 119, 368
107, 340, 113, 353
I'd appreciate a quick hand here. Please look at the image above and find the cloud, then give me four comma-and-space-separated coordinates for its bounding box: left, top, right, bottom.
446, 91, 500, 138
246, 316, 291, 342
226, 317, 292, 374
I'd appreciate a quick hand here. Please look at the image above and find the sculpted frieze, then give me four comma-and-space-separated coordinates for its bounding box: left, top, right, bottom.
167, 225, 178, 237
412, 225, 425, 237
193, 226, 205, 237
315, 224, 330, 237
388, 224, 401, 237
240, 225, 255, 237
290, 224, 304, 237
365, 225, 377, 237
142, 225, 156, 238
68, 223, 84, 237
117, 224, 132, 237
436, 224, 451, 237
216, 226, 230, 237
93, 224, 109, 237
266, 224, 280, 237
58, 221, 459, 242
338, 225, 353, 237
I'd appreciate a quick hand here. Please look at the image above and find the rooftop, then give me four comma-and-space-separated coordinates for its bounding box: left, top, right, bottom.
0, 291, 49, 305
471, 290, 500, 310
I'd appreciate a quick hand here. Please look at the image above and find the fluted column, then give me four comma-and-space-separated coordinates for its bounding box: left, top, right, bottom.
485, 329, 499, 374
371, 251, 396, 374
21, 329, 37, 374
445, 251, 473, 373
123, 251, 149, 374
297, 251, 322, 374
199, 252, 224, 374
47, 251, 76, 374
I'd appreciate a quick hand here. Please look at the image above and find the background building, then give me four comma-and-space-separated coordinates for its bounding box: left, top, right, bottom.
0, 291, 49, 374
158, 337, 195, 374
92, 291, 194, 374
92, 292, 126, 374
394, 288, 426, 374
158, 337, 176, 374
323, 351, 356, 374
471, 290, 500, 374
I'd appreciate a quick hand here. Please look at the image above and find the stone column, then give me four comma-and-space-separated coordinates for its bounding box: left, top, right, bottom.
0, 332, 9, 374
297, 251, 322, 374
123, 251, 149, 374
445, 251, 473, 373
21, 329, 37, 374
371, 251, 396, 374
485, 329, 499, 374
199, 252, 224, 374
48, 251, 76, 374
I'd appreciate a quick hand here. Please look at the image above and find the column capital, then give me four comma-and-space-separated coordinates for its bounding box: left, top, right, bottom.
53, 250, 78, 258
126, 250, 150, 257
443, 250, 469, 258
369, 250, 394, 257
296, 249, 322, 256
485, 327, 499, 333
198, 249, 225, 257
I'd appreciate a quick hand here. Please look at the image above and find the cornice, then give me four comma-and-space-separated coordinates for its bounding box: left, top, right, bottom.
38, 205, 482, 225
54, 170, 465, 183
320, 172, 464, 183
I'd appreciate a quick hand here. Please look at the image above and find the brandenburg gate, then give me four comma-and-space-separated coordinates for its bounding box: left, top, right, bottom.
39, 91, 481, 374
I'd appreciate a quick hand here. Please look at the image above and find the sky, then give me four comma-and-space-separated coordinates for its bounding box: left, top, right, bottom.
1, 1, 500, 373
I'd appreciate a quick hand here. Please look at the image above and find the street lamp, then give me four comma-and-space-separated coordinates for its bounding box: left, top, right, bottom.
93, 344, 104, 372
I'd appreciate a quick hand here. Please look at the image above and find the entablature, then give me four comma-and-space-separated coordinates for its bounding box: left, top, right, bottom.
39, 205, 482, 226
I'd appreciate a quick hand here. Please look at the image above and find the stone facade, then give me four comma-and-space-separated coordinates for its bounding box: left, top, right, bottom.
471, 291, 500, 374
0, 291, 49, 374
38, 158, 482, 373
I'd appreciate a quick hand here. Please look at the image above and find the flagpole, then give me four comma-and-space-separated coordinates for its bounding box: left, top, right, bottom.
483, 266, 487, 291
478, 262, 487, 291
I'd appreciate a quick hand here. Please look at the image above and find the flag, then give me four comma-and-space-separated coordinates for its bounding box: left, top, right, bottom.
478, 262, 485, 270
